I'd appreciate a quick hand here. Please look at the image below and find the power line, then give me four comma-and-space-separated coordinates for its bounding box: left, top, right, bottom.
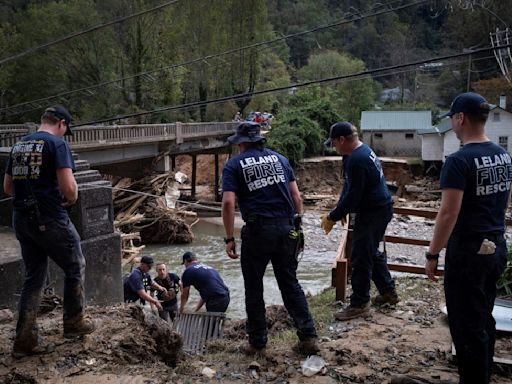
0, 0, 429, 115
0, 0, 180, 66
74, 43, 512, 126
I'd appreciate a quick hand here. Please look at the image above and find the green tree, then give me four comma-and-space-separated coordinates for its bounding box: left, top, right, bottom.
297, 50, 376, 125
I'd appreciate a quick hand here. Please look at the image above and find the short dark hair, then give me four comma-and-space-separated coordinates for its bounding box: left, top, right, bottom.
41, 112, 60, 125
464, 110, 489, 125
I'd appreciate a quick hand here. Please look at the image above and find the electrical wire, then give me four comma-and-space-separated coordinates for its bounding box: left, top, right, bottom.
0, 0, 181, 66
0, 48, 506, 135
72, 43, 512, 126
0, 0, 429, 115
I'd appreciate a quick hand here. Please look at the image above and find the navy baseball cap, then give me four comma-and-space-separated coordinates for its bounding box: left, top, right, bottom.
181, 251, 197, 264
228, 122, 266, 145
44, 105, 73, 135
441, 92, 490, 118
140, 256, 154, 265
324, 122, 354, 146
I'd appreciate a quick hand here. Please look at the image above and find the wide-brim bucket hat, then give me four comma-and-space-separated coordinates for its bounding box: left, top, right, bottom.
228, 122, 266, 144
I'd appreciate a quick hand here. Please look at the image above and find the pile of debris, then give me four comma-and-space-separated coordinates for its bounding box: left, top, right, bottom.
109, 173, 196, 264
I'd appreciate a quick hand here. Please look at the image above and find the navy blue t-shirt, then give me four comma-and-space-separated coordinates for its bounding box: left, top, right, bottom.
6, 131, 75, 221
124, 267, 152, 302
181, 262, 229, 301
440, 141, 512, 234
329, 143, 392, 221
222, 147, 296, 220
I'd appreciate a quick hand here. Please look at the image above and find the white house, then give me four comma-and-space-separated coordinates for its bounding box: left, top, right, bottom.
419, 103, 512, 162
360, 111, 432, 157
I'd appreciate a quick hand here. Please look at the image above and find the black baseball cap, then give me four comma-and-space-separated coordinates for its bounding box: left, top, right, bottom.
181, 251, 197, 264
441, 92, 490, 118
324, 122, 354, 146
44, 105, 73, 136
140, 256, 154, 265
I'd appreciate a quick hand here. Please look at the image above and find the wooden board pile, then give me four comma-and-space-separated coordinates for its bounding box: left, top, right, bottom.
110, 173, 196, 264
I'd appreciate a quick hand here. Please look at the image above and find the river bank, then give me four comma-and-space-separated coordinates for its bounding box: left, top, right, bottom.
1, 275, 511, 383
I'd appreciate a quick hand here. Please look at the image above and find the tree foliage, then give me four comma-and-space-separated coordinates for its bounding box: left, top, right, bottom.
0, 0, 510, 132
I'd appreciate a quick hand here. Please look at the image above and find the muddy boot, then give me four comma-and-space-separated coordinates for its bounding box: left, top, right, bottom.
372, 290, 399, 307
334, 302, 370, 321
63, 316, 97, 339
240, 343, 266, 357
12, 341, 54, 359
295, 338, 320, 356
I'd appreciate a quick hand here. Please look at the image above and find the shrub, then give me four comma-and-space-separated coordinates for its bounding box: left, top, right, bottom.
498, 246, 512, 297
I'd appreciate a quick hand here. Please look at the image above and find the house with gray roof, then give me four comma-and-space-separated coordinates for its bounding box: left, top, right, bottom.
360, 111, 432, 156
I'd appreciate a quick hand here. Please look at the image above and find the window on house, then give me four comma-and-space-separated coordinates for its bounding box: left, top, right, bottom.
499, 136, 508, 151
374, 133, 383, 139
405, 133, 414, 139
493, 112, 501, 122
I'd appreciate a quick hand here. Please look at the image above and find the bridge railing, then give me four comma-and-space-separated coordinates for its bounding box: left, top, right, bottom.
180, 122, 237, 137
0, 128, 30, 147
67, 123, 178, 144
0, 122, 237, 147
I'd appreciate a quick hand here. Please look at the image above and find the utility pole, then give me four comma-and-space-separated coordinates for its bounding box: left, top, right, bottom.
466, 53, 472, 92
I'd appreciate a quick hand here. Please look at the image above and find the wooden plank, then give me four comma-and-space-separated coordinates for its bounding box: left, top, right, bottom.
384, 235, 430, 247
388, 262, 444, 276
333, 216, 349, 301
393, 207, 438, 219
335, 260, 348, 301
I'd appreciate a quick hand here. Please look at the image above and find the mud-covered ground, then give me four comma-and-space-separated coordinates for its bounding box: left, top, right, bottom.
1, 158, 511, 383
1, 277, 510, 384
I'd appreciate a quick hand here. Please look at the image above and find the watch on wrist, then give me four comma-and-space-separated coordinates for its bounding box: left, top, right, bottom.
425, 251, 440, 260
224, 237, 235, 244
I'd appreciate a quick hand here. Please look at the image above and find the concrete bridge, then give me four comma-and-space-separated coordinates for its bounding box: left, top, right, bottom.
1, 121, 238, 167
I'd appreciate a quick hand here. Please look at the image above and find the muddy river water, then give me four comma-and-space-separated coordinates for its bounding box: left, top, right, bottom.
135, 212, 338, 319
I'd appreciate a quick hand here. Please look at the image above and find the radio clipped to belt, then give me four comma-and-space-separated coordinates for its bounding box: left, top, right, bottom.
290, 214, 305, 261
24, 180, 46, 232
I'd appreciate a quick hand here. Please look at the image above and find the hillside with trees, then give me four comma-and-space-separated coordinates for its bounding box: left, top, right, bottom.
0, 0, 510, 135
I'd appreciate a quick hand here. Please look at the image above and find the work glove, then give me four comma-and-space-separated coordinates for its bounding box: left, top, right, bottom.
320, 213, 336, 235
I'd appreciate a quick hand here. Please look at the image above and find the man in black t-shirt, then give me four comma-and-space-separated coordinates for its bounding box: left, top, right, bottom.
153, 263, 181, 322
425, 93, 510, 384
3, 106, 97, 357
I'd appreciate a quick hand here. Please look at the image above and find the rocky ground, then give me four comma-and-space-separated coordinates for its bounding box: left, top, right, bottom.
1, 276, 511, 384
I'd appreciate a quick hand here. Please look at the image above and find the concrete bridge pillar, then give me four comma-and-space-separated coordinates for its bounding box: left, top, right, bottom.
154, 154, 171, 173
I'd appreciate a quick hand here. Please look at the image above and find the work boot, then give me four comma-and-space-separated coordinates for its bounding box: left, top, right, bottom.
12, 342, 54, 359
63, 316, 98, 339
372, 290, 399, 307
334, 302, 370, 321
240, 343, 266, 357
295, 338, 320, 356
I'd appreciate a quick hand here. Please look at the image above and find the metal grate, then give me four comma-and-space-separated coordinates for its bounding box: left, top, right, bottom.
173, 311, 226, 354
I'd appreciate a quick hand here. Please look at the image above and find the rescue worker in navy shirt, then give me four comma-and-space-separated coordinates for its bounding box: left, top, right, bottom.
179, 251, 230, 313
322, 122, 397, 321
123, 256, 165, 311
3, 105, 96, 357
424, 93, 510, 384
221, 122, 319, 356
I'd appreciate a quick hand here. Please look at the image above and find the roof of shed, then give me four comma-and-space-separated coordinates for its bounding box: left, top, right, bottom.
361, 111, 432, 131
